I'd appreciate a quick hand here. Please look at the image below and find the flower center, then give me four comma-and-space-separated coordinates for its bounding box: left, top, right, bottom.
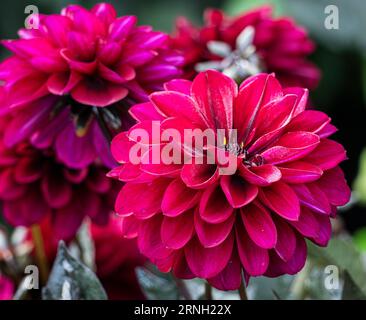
222, 139, 264, 167
224, 142, 247, 157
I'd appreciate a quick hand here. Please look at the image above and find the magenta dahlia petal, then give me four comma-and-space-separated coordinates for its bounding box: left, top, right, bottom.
317, 166, 351, 206
191, 70, 237, 131
138, 215, 174, 262
4, 96, 55, 147
41, 170, 72, 208
194, 210, 235, 248
163, 79, 192, 95
185, 234, 234, 278
208, 251, 242, 291
162, 178, 200, 217
234, 74, 282, 143
272, 216, 297, 261
121, 215, 140, 239
220, 174, 258, 208
199, 184, 233, 224
286, 110, 330, 134
0, 275, 14, 300
259, 182, 300, 221
292, 183, 331, 215
181, 163, 219, 189
3, 189, 50, 226
0, 169, 27, 200
151, 91, 205, 126
317, 123, 338, 138
251, 94, 297, 141
289, 206, 320, 238
55, 122, 97, 169
261, 131, 320, 165
236, 222, 269, 276
161, 211, 194, 249
265, 235, 307, 277
52, 200, 86, 240
278, 161, 323, 184
14, 156, 42, 183
239, 163, 282, 186
310, 214, 332, 247
303, 139, 347, 170
110, 70, 350, 289
129, 102, 165, 122
241, 202, 277, 249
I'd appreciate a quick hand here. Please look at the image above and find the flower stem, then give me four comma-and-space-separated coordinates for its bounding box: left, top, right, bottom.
205, 282, 213, 300
174, 277, 192, 300
238, 281, 248, 300
93, 107, 113, 142
31, 224, 49, 285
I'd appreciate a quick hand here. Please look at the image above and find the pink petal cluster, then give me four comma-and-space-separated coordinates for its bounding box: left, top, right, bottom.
0, 275, 13, 300
171, 6, 320, 88
0, 133, 119, 239
110, 70, 350, 290
0, 3, 183, 169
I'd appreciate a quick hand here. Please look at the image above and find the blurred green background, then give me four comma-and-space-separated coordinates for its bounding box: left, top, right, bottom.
1, 0, 366, 238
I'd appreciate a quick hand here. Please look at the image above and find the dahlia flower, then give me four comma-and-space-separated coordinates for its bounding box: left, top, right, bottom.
110, 70, 350, 290
0, 135, 118, 239
0, 2, 183, 169
171, 6, 320, 89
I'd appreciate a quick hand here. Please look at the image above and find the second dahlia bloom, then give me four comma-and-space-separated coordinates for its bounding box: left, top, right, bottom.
0, 3, 183, 169
110, 70, 350, 290
0, 135, 118, 239
171, 6, 320, 89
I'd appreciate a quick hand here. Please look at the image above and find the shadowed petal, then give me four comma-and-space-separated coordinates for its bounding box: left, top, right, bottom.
259, 182, 300, 221
195, 209, 235, 248
236, 222, 269, 276
316, 167, 350, 206
162, 178, 200, 217
241, 202, 277, 249
220, 174, 258, 208
185, 233, 234, 278
199, 184, 234, 223
161, 211, 194, 249
208, 250, 242, 290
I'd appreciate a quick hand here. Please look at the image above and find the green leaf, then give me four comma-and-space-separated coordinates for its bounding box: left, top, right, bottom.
354, 148, 366, 205
308, 237, 366, 297
42, 241, 107, 300
353, 227, 366, 251
136, 266, 180, 300
342, 271, 366, 300
223, 0, 285, 16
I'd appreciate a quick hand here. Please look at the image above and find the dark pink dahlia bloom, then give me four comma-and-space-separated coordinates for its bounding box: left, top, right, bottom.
110, 70, 350, 290
0, 135, 118, 239
0, 3, 183, 169
171, 6, 320, 89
